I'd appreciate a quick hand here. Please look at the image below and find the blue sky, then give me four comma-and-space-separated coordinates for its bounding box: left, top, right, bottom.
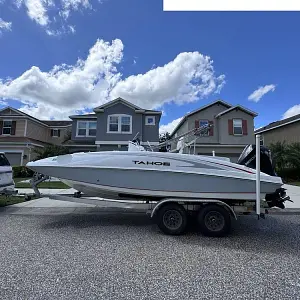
1, 0, 300, 133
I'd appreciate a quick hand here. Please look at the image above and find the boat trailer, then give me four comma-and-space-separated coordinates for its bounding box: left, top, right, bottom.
25, 134, 291, 237
28, 182, 277, 237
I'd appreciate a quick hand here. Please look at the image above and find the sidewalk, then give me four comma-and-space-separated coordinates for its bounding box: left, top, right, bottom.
16, 187, 77, 195
14, 188, 95, 208
282, 184, 300, 209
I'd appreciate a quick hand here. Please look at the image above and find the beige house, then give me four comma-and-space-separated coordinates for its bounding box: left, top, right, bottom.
255, 113, 300, 146
170, 100, 258, 162
0, 107, 72, 166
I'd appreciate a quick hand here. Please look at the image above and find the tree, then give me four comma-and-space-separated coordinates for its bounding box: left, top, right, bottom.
63, 130, 72, 143
159, 132, 171, 152
269, 141, 288, 171
33, 145, 69, 161
269, 141, 300, 182
269, 141, 300, 170
286, 142, 300, 169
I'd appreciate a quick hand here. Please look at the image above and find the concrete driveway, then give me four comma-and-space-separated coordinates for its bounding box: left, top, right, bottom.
283, 184, 300, 209
1, 211, 300, 299
1, 185, 300, 299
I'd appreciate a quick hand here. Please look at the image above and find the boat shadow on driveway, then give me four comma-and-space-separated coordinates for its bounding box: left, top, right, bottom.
38, 211, 300, 256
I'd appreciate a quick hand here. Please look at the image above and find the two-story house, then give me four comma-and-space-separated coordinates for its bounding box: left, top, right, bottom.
0, 107, 72, 165
65, 97, 162, 152
170, 100, 258, 162
255, 113, 300, 147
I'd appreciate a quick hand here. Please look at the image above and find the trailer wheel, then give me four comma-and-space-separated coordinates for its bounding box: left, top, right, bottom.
197, 204, 231, 237
156, 203, 187, 235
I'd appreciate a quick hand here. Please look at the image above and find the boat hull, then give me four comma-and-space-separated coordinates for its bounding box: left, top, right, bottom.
29, 165, 281, 201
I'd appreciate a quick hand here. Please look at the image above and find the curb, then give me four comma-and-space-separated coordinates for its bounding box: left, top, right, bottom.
267, 208, 300, 215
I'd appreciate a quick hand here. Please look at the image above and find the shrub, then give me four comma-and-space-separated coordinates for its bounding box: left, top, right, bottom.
276, 168, 300, 183
33, 145, 69, 160
269, 141, 300, 182
13, 166, 34, 178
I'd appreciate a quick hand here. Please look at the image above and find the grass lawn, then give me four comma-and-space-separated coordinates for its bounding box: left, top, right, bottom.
288, 182, 300, 187
0, 195, 27, 207
14, 178, 69, 189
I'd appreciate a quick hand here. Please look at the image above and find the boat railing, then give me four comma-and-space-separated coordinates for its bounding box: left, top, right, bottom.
149, 123, 213, 152
128, 123, 213, 152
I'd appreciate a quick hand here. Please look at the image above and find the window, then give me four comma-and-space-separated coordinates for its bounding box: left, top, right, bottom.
146, 116, 155, 125
109, 116, 119, 132
3, 120, 12, 135
260, 136, 264, 146
77, 122, 87, 136
121, 116, 131, 132
233, 119, 243, 135
107, 115, 132, 134
199, 120, 209, 136
77, 121, 97, 137
51, 129, 60, 137
88, 122, 97, 136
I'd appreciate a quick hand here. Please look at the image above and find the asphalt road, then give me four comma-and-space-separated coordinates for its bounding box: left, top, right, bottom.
1, 211, 300, 300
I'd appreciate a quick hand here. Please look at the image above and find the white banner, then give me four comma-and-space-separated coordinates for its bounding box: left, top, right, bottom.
163, 0, 300, 11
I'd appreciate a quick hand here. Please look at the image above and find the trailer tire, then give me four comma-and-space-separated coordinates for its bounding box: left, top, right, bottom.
197, 204, 231, 237
156, 203, 187, 235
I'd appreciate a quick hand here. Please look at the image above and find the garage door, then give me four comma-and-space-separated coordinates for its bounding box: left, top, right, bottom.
5, 153, 22, 166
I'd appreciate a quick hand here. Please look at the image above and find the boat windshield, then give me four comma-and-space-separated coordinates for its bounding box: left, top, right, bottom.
0, 153, 11, 166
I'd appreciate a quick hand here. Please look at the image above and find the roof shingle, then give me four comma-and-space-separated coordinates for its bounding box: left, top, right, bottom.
41, 120, 72, 126
255, 113, 300, 133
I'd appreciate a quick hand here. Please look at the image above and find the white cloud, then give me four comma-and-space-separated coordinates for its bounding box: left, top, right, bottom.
248, 84, 276, 102
23, 0, 49, 26
8, 0, 98, 35
0, 18, 12, 34
282, 104, 300, 120
68, 25, 76, 34
0, 38, 225, 120
111, 51, 225, 109
60, 0, 92, 20
45, 24, 76, 36
0, 39, 123, 119
159, 117, 183, 134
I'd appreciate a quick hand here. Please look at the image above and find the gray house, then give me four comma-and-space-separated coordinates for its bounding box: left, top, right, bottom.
255, 113, 300, 147
170, 100, 258, 162
66, 98, 162, 152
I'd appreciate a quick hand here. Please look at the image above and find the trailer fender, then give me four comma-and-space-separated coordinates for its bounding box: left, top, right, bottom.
151, 198, 237, 220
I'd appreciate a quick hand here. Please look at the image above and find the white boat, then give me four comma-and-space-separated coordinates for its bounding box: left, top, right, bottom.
0, 152, 16, 194
26, 141, 287, 209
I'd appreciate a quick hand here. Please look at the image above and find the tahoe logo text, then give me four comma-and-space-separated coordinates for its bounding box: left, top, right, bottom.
133, 160, 170, 166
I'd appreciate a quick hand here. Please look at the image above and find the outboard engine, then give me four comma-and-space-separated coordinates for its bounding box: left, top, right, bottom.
237, 145, 291, 209
237, 144, 276, 176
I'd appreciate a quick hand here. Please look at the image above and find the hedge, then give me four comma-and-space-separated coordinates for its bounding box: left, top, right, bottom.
13, 166, 34, 178
276, 168, 300, 183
